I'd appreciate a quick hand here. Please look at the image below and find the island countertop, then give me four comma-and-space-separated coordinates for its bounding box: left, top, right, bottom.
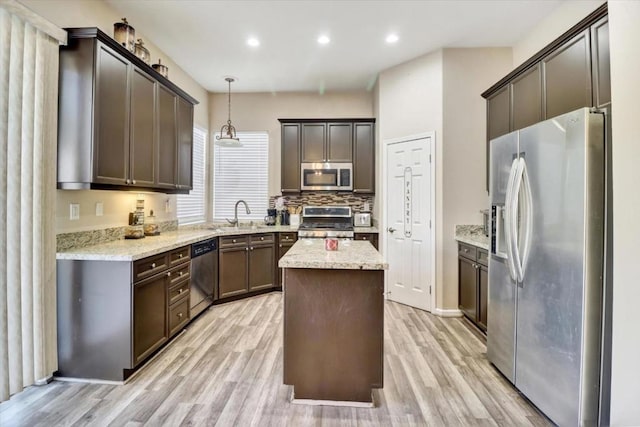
279, 238, 388, 270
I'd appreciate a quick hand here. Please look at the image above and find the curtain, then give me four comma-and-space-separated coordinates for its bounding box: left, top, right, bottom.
0, 0, 66, 402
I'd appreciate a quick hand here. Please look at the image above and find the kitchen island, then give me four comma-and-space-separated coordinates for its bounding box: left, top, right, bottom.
279, 239, 388, 406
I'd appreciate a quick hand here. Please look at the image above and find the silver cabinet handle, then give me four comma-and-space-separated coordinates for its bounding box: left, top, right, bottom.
167, 271, 171, 277
132, 180, 136, 185
177, 312, 183, 318
179, 271, 183, 276
126, 179, 131, 184
279, 244, 283, 248
179, 253, 183, 258
387, 227, 396, 233
250, 247, 254, 251
245, 247, 249, 251
150, 263, 156, 269
464, 248, 469, 253
178, 288, 184, 293
232, 239, 237, 243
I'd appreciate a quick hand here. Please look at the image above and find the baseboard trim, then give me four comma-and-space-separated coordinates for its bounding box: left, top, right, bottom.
432, 308, 463, 318
53, 376, 124, 386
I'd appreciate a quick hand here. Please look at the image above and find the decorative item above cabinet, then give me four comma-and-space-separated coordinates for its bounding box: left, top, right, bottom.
278, 118, 375, 194
57, 28, 198, 194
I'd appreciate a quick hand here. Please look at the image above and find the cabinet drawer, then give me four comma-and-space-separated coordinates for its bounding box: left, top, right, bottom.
458, 243, 477, 261
169, 246, 190, 266
134, 253, 169, 280
168, 262, 190, 287
279, 232, 297, 243
477, 249, 489, 267
169, 297, 190, 337
355, 233, 375, 242
220, 235, 249, 248
250, 233, 274, 245
168, 280, 190, 305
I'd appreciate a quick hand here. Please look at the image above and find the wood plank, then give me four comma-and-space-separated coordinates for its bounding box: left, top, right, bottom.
0, 293, 550, 426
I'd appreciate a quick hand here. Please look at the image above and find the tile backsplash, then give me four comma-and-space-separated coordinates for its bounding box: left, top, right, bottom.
270, 192, 374, 213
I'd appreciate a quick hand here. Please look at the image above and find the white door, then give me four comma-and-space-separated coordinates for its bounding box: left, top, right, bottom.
385, 136, 432, 311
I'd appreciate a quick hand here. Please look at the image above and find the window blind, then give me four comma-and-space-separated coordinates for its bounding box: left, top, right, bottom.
213, 131, 269, 221
177, 127, 207, 224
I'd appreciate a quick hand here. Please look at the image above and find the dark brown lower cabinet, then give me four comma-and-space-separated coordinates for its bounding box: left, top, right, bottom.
219, 234, 275, 298
354, 232, 378, 250
458, 242, 488, 332
277, 232, 298, 287
133, 273, 169, 365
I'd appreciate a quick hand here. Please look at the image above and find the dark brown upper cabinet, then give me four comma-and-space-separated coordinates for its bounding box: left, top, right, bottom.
327, 122, 353, 162
279, 118, 375, 194
281, 123, 301, 193
542, 29, 592, 120
511, 64, 542, 131
482, 3, 609, 191
301, 123, 327, 162
93, 43, 130, 186
57, 27, 198, 194
353, 122, 375, 193
591, 16, 611, 108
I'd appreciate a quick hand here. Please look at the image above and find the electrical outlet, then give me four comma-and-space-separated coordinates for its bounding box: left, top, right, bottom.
70, 203, 80, 220
95, 202, 104, 216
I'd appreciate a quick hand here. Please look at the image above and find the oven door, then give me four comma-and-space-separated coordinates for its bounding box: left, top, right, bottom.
301, 163, 352, 191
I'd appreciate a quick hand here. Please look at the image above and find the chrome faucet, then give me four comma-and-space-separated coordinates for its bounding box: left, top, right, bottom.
226, 200, 251, 226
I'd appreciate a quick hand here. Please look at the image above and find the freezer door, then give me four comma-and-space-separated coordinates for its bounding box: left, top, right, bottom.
487, 254, 517, 383
487, 130, 518, 382
515, 108, 604, 426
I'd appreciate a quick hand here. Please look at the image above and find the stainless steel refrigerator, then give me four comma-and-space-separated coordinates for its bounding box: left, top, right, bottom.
488, 108, 605, 426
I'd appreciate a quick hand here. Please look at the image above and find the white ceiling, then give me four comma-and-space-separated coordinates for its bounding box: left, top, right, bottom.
105, 0, 562, 93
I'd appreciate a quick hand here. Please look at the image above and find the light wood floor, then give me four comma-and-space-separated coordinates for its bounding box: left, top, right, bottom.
0, 292, 549, 426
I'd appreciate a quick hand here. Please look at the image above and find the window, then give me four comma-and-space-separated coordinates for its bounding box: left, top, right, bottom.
177, 127, 207, 224
213, 131, 269, 221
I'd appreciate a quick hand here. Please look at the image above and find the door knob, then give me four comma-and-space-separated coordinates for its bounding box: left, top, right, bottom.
387, 227, 396, 233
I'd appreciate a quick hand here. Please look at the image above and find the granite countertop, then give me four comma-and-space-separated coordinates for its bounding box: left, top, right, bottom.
454, 225, 489, 250
279, 238, 388, 270
56, 225, 299, 261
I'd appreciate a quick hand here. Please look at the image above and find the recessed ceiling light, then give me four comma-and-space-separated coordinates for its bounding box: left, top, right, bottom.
317, 35, 330, 45
247, 37, 260, 47
385, 33, 399, 44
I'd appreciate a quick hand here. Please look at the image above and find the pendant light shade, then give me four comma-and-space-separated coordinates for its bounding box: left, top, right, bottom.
215, 77, 241, 146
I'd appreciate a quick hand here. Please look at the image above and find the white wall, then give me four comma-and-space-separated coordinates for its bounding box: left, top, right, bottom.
209, 91, 374, 198
442, 48, 512, 309
608, 2, 640, 424
376, 49, 445, 306
19, 0, 209, 233
512, 0, 606, 67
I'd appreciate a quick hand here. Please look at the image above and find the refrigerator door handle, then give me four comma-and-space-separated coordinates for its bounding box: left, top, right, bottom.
504, 157, 519, 282
511, 157, 525, 283
518, 158, 534, 282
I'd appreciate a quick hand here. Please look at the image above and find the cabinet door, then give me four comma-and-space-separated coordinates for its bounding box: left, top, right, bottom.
277, 242, 295, 286
458, 256, 477, 321
249, 244, 275, 291
301, 123, 326, 162
157, 85, 177, 188
219, 247, 248, 298
353, 122, 375, 193
327, 122, 353, 162
543, 29, 592, 119
94, 43, 129, 185
478, 265, 488, 331
486, 86, 510, 191
281, 123, 301, 193
133, 273, 168, 365
511, 64, 542, 131
591, 17, 610, 108
176, 97, 194, 190
129, 67, 156, 187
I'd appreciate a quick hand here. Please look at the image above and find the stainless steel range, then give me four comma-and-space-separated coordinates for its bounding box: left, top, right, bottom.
297, 206, 354, 238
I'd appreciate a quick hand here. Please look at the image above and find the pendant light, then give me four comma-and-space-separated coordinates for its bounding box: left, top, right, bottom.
215, 77, 241, 146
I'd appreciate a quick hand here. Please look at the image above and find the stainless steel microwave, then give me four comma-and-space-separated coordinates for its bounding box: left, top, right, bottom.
301, 162, 353, 191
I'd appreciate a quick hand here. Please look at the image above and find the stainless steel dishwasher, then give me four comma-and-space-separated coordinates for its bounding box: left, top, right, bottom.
190, 238, 218, 318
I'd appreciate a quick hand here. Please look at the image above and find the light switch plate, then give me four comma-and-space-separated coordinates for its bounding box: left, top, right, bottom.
70, 203, 80, 220
95, 202, 103, 216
